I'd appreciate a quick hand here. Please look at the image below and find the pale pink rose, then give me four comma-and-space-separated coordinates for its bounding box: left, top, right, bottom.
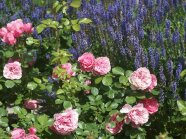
7, 19, 24, 37
127, 103, 149, 126
2, 32, 17, 45
120, 104, 132, 114
128, 67, 152, 90
140, 98, 159, 114
50, 109, 79, 135
24, 100, 38, 110
3, 61, 22, 80
23, 134, 40, 139
105, 113, 124, 134
11, 128, 26, 139
28, 127, 37, 135
0, 27, 8, 38
78, 53, 95, 72
52, 63, 75, 79
93, 57, 111, 75
145, 74, 157, 92
23, 23, 33, 34
84, 79, 91, 85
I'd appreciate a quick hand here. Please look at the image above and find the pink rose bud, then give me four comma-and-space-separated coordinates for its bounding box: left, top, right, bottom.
24, 100, 38, 110
78, 52, 95, 72
140, 98, 159, 114
84, 80, 91, 85
10, 128, 26, 139
128, 67, 152, 90
3, 61, 22, 80
84, 90, 91, 94
50, 109, 79, 135
29, 127, 37, 135
93, 57, 111, 75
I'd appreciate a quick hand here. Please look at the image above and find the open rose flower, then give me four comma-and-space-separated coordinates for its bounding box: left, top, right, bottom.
23, 134, 40, 139
140, 98, 159, 114
3, 61, 22, 80
145, 74, 157, 92
50, 109, 79, 135
11, 128, 26, 139
2, 32, 17, 45
128, 67, 152, 90
0, 27, 8, 38
93, 57, 111, 75
52, 63, 75, 79
24, 100, 38, 110
105, 113, 124, 134
23, 23, 33, 34
78, 53, 95, 72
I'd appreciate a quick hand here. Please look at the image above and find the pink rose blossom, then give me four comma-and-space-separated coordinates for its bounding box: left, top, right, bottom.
3, 61, 22, 80
84, 79, 91, 85
128, 67, 152, 90
105, 113, 124, 134
127, 103, 149, 126
78, 53, 95, 72
2, 32, 17, 45
120, 104, 133, 114
140, 98, 159, 114
28, 127, 37, 135
24, 100, 38, 110
0, 27, 8, 38
50, 109, 79, 135
11, 128, 26, 139
145, 74, 157, 92
84, 90, 91, 94
23, 23, 33, 34
23, 134, 40, 139
93, 57, 111, 75
52, 63, 75, 79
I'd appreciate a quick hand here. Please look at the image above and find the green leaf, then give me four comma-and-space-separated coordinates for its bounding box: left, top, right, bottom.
177, 100, 186, 116
72, 24, 80, 31
125, 96, 136, 104
91, 87, 99, 96
95, 77, 103, 84
88, 95, 95, 102
36, 24, 47, 34
27, 82, 37, 90
79, 18, 92, 24
55, 99, 63, 104
37, 115, 49, 126
125, 70, 133, 77
70, 0, 82, 8
0, 84, 3, 90
151, 90, 160, 96
0, 108, 7, 116
33, 77, 42, 84
102, 76, 113, 86
4, 51, 14, 58
63, 101, 72, 109
56, 89, 64, 95
112, 67, 124, 75
119, 76, 128, 84
180, 69, 186, 78
110, 102, 119, 109
5, 80, 15, 88
108, 90, 115, 99
95, 95, 102, 101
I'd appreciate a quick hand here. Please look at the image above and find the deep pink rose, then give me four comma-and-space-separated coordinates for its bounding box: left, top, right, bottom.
2, 32, 17, 45
0, 27, 8, 38
128, 67, 152, 90
78, 53, 95, 72
145, 74, 157, 92
105, 113, 124, 135
28, 127, 37, 135
52, 63, 75, 79
7, 19, 24, 37
127, 104, 149, 126
23, 134, 40, 139
23, 23, 33, 34
11, 128, 26, 139
3, 61, 22, 80
50, 109, 79, 135
140, 98, 159, 114
93, 57, 111, 75
24, 100, 38, 110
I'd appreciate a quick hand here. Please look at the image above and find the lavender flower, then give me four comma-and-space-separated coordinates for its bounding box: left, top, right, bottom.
175, 63, 182, 80
172, 29, 180, 44
159, 66, 166, 85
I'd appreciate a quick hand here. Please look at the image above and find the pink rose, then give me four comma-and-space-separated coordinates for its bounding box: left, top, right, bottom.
50, 109, 79, 135
93, 57, 111, 75
140, 98, 159, 114
2, 32, 17, 45
105, 113, 124, 134
28, 127, 37, 135
145, 74, 157, 92
52, 63, 75, 79
23, 23, 33, 34
84, 90, 91, 94
0, 27, 8, 38
11, 128, 26, 139
128, 67, 152, 90
23, 134, 40, 139
24, 100, 38, 110
3, 61, 22, 80
84, 79, 91, 85
78, 53, 95, 72
127, 104, 149, 126
7, 19, 24, 37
